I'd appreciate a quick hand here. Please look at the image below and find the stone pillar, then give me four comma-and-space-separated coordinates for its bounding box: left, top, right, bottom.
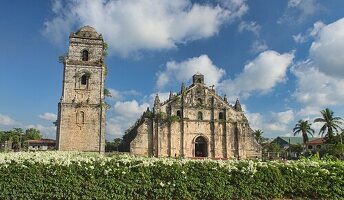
180, 94, 185, 157
210, 97, 215, 158
222, 109, 228, 158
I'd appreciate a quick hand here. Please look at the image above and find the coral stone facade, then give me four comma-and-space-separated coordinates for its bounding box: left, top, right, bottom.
56, 26, 106, 152
127, 73, 261, 159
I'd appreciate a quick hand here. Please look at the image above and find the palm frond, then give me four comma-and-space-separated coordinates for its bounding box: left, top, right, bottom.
314, 118, 325, 123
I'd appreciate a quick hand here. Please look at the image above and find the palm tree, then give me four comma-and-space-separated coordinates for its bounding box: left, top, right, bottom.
253, 129, 265, 144
314, 108, 343, 140
293, 120, 315, 146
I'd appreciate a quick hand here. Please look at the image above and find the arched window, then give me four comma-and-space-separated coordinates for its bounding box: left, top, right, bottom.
77, 111, 85, 124
82, 50, 89, 61
176, 110, 182, 118
81, 75, 88, 85
219, 112, 224, 120
197, 98, 203, 105
197, 111, 203, 120
195, 136, 207, 157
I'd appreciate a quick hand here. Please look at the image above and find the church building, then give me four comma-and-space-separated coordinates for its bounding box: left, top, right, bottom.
56, 26, 107, 152
125, 73, 261, 159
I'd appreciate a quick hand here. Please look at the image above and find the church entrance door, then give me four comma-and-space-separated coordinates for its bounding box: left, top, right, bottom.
195, 136, 207, 157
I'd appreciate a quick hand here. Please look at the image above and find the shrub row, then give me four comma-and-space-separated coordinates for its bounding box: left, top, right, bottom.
0, 152, 343, 199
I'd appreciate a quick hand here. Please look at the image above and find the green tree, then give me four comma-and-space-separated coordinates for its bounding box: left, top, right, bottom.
288, 144, 304, 157
293, 120, 314, 146
8, 128, 24, 151
24, 128, 42, 140
253, 129, 266, 144
0, 131, 5, 143
105, 138, 123, 152
263, 142, 282, 153
113, 138, 122, 146
314, 108, 343, 141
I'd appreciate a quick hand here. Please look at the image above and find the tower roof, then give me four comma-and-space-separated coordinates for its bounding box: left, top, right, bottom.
78, 25, 97, 32
72, 25, 102, 39
192, 73, 204, 84
234, 98, 242, 112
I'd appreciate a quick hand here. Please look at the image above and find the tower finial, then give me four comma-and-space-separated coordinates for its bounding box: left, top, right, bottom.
181, 82, 186, 92
154, 93, 160, 107
224, 94, 228, 103
192, 73, 204, 84
234, 98, 242, 112
153, 93, 161, 113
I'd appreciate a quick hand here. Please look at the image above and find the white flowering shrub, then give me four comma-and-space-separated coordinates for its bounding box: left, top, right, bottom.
0, 151, 343, 199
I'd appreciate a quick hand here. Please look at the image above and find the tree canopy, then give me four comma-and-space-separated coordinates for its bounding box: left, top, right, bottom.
293, 120, 314, 145
314, 108, 343, 140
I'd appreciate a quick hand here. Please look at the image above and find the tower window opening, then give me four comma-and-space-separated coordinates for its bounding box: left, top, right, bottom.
82, 50, 89, 61
176, 110, 182, 118
81, 75, 88, 85
197, 111, 203, 120
219, 112, 224, 120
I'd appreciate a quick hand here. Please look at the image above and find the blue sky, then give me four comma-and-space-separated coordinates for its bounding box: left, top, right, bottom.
1, 0, 344, 140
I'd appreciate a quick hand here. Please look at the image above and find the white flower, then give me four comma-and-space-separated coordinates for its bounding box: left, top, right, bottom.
159, 182, 165, 187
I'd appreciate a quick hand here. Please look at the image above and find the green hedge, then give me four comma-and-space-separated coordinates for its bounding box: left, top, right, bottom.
0, 152, 343, 199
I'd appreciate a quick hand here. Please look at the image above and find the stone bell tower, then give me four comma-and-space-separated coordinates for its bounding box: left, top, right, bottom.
56, 26, 106, 152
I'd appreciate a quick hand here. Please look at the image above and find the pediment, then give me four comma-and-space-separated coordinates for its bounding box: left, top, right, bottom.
161, 83, 233, 110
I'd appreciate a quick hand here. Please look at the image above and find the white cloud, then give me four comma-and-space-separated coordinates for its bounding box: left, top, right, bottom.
292, 60, 344, 107
38, 112, 57, 121
241, 104, 264, 131
292, 21, 324, 43
297, 106, 321, 116
0, 113, 19, 126
113, 100, 149, 119
156, 54, 226, 89
219, 50, 294, 98
246, 112, 264, 131
250, 40, 268, 53
265, 110, 294, 132
26, 124, 56, 139
43, 0, 248, 57
156, 51, 294, 100
244, 105, 295, 137
292, 33, 307, 43
107, 88, 141, 101
279, 0, 321, 24
106, 91, 172, 139
309, 21, 325, 37
238, 21, 261, 36
291, 18, 344, 117
310, 18, 344, 77
237, 21, 266, 54
106, 100, 149, 138
310, 119, 324, 135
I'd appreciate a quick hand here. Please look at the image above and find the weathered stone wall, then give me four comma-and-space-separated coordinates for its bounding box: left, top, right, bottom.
130, 119, 152, 156
58, 105, 104, 151
56, 26, 106, 152
128, 73, 261, 159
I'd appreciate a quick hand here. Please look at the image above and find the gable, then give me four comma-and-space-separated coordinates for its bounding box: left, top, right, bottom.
161, 84, 233, 110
